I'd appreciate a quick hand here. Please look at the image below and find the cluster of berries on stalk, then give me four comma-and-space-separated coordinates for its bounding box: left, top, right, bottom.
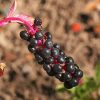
20, 17, 83, 89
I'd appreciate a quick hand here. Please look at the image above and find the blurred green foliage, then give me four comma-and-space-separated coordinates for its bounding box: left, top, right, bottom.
55, 63, 100, 100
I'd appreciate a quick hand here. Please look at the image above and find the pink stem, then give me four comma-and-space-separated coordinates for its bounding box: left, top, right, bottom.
0, 17, 36, 35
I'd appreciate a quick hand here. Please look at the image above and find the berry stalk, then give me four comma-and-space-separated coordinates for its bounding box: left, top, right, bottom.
0, 17, 37, 35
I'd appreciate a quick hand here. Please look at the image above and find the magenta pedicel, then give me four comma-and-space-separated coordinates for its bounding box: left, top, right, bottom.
0, 0, 83, 89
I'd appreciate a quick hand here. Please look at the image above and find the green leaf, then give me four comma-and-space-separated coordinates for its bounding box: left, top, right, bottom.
95, 62, 100, 86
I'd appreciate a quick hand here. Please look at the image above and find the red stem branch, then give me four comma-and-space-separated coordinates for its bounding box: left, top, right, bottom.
0, 17, 36, 35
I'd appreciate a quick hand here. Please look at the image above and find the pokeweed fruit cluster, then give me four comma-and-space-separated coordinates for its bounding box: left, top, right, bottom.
0, 0, 83, 89
20, 17, 83, 89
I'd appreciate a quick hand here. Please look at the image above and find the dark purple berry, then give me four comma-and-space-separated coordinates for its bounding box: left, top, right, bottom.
57, 55, 65, 64
55, 73, 63, 80
43, 63, 51, 73
69, 78, 78, 87
20, 31, 30, 41
74, 64, 79, 70
35, 54, 44, 64
67, 63, 75, 73
64, 82, 73, 89
53, 43, 61, 49
28, 44, 36, 53
53, 64, 62, 74
47, 70, 55, 76
64, 56, 68, 59
34, 17, 42, 26
45, 57, 54, 64
45, 39, 53, 48
55, 73, 68, 82
65, 56, 74, 64
35, 31, 43, 40
42, 48, 51, 58
45, 32, 52, 39
51, 48, 59, 57
74, 69, 83, 78
30, 38, 38, 46
35, 49, 42, 55
63, 72, 72, 81
60, 50, 65, 56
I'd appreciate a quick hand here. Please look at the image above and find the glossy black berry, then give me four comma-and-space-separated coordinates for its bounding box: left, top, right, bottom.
55, 73, 66, 82
43, 63, 51, 73
47, 70, 55, 76
35, 49, 42, 55
57, 55, 65, 64
35, 31, 43, 40
55, 73, 63, 80
60, 50, 65, 56
53, 64, 62, 74
42, 48, 51, 58
45, 57, 54, 64
69, 78, 78, 87
28, 44, 36, 53
64, 82, 73, 89
45, 39, 53, 48
53, 43, 61, 49
51, 48, 59, 57
34, 17, 42, 26
63, 72, 72, 81
67, 63, 75, 73
64, 56, 68, 59
20, 31, 30, 41
45, 32, 52, 39
65, 56, 74, 64
74, 69, 83, 78
35, 54, 44, 64
30, 38, 38, 46
74, 64, 79, 70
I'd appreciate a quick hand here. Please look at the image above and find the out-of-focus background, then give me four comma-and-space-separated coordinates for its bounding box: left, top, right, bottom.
0, 0, 100, 100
